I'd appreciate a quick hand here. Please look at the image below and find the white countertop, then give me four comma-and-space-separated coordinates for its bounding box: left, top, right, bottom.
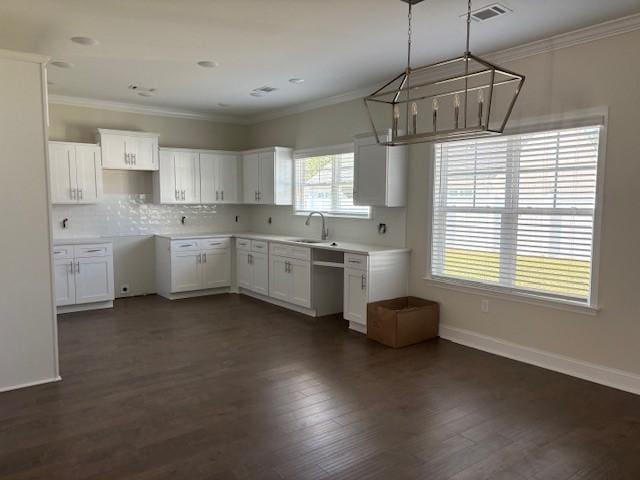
53, 237, 113, 245
156, 232, 410, 256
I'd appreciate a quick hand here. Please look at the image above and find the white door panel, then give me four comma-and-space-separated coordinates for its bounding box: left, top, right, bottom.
201, 249, 231, 289
75, 257, 114, 304
269, 255, 290, 302
54, 258, 76, 306
171, 252, 202, 292
49, 144, 75, 203
344, 268, 368, 324
237, 251, 252, 289
289, 259, 311, 308
252, 252, 269, 295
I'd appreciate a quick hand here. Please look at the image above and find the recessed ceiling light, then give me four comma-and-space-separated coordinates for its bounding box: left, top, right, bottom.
250, 92, 266, 98
289, 78, 305, 84
71, 36, 99, 46
138, 91, 155, 97
50, 61, 74, 69
197, 60, 220, 68
217, 103, 231, 108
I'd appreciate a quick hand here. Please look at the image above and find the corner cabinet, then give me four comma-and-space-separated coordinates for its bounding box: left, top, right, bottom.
353, 131, 408, 207
242, 147, 293, 205
98, 129, 159, 171
155, 237, 231, 299
48, 142, 103, 204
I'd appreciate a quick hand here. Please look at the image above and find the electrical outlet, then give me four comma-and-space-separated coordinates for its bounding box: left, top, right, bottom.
378, 223, 387, 234
481, 299, 489, 313
120, 284, 130, 295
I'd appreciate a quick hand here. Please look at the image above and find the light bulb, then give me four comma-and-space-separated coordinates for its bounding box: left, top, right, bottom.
454, 94, 461, 108
393, 105, 400, 119
432, 98, 439, 111
411, 102, 418, 116
478, 90, 485, 104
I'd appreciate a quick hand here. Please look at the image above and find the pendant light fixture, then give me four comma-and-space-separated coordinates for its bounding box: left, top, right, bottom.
364, 0, 525, 146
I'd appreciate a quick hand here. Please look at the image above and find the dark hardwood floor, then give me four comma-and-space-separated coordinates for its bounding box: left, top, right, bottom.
1, 294, 639, 479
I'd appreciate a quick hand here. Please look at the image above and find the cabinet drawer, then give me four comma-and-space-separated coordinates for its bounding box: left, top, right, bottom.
270, 242, 311, 260
345, 253, 368, 270
251, 240, 268, 253
53, 245, 74, 260
171, 240, 200, 252
74, 244, 112, 258
236, 238, 251, 251
199, 238, 230, 250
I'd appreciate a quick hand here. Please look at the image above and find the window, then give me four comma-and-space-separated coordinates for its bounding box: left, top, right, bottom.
431, 125, 602, 306
294, 146, 370, 218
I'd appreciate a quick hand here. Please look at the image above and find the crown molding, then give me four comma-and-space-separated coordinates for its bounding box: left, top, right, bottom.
47, 95, 250, 125
249, 12, 640, 125
0, 48, 49, 64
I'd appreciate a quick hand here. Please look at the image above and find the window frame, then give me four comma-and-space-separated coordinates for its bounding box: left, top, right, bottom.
424, 110, 608, 313
293, 143, 371, 219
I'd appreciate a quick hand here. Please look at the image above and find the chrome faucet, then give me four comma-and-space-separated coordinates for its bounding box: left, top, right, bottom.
305, 211, 329, 241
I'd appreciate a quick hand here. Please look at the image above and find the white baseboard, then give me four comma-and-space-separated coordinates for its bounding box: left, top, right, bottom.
0, 376, 62, 394
439, 324, 640, 396
57, 301, 113, 314
239, 289, 317, 317
157, 287, 230, 300
348, 321, 367, 334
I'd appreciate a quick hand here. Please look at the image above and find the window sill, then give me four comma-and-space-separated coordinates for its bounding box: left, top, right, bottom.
422, 276, 600, 316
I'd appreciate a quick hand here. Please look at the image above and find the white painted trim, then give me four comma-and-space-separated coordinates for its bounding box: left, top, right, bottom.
48, 95, 250, 125
0, 48, 49, 64
57, 301, 114, 314
249, 13, 640, 124
439, 324, 640, 396
0, 376, 62, 394
293, 143, 353, 159
157, 288, 230, 301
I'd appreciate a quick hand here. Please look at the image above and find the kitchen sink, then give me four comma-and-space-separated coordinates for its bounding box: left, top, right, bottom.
289, 238, 327, 244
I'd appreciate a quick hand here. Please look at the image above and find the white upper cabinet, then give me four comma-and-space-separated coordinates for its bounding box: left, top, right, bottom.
48, 142, 102, 204
98, 129, 159, 171
353, 131, 408, 207
154, 149, 200, 204
242, 147, 293, 205
199, 151, 241, 204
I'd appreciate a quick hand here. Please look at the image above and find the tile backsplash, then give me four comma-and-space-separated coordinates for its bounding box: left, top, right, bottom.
52, 194, 250, 239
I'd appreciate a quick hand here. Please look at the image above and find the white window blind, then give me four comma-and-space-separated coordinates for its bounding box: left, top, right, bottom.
431, 125, 602, 305
294, 147, 370, 218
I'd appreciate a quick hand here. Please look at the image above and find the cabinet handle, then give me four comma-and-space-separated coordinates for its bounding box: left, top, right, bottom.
221, 191, 224, 201
361, 274, 366, 290
76, 262, 81, 274
175, 189, 179, 201
203, 253, 207, 263
85, 249, 103, 253
133, 154, 137, 165
181, 190, 186, 200
257, 191, 261, 201
78, 188, 83, 200
254, 191, 258, 201
215, 191, 219, 201
69, 260, 74, 273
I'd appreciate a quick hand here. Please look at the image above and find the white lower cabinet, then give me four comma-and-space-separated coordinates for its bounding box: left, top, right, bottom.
156, 237, 231, 298
236, 239, 269, 295
343, 267, 368, 326
268, 243, 311, 308
53, 243, 114, 311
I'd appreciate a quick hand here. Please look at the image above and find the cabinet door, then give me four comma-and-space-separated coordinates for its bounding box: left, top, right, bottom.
158, 150, 178, 203
217, 154, 240, 203
259, 152, 275, 204
134, 136, 158, 171
201, 248, 231, 289
174, 151, 200, 203
101, 134, 127, 169
354, 137, 387, 206
242, 153, 260, 204
237, 251, 252, 289
171, 252, 202, 293
75, 145, 102, 203
75, 257, 114, 304
289, 259, 311, 308
48, 143, 76, 203
199, 153, 218, 204
54, 258, 76, 306
344, 268, 368, 325
252, 252, 269, 296
269, 255, 290, 302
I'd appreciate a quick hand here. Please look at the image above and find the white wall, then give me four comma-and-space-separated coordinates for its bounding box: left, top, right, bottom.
0, 52, 58, 391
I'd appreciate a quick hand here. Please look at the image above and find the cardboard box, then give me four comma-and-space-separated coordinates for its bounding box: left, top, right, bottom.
367, 297, 439, 348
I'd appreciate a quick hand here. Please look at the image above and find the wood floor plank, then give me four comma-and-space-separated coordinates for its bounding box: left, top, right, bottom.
1, 294, 639, 479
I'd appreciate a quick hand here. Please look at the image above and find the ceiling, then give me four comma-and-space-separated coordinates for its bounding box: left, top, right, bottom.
1, 0, 639, 120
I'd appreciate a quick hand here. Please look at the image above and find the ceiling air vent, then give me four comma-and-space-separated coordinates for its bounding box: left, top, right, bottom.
467, 3, 512, 22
